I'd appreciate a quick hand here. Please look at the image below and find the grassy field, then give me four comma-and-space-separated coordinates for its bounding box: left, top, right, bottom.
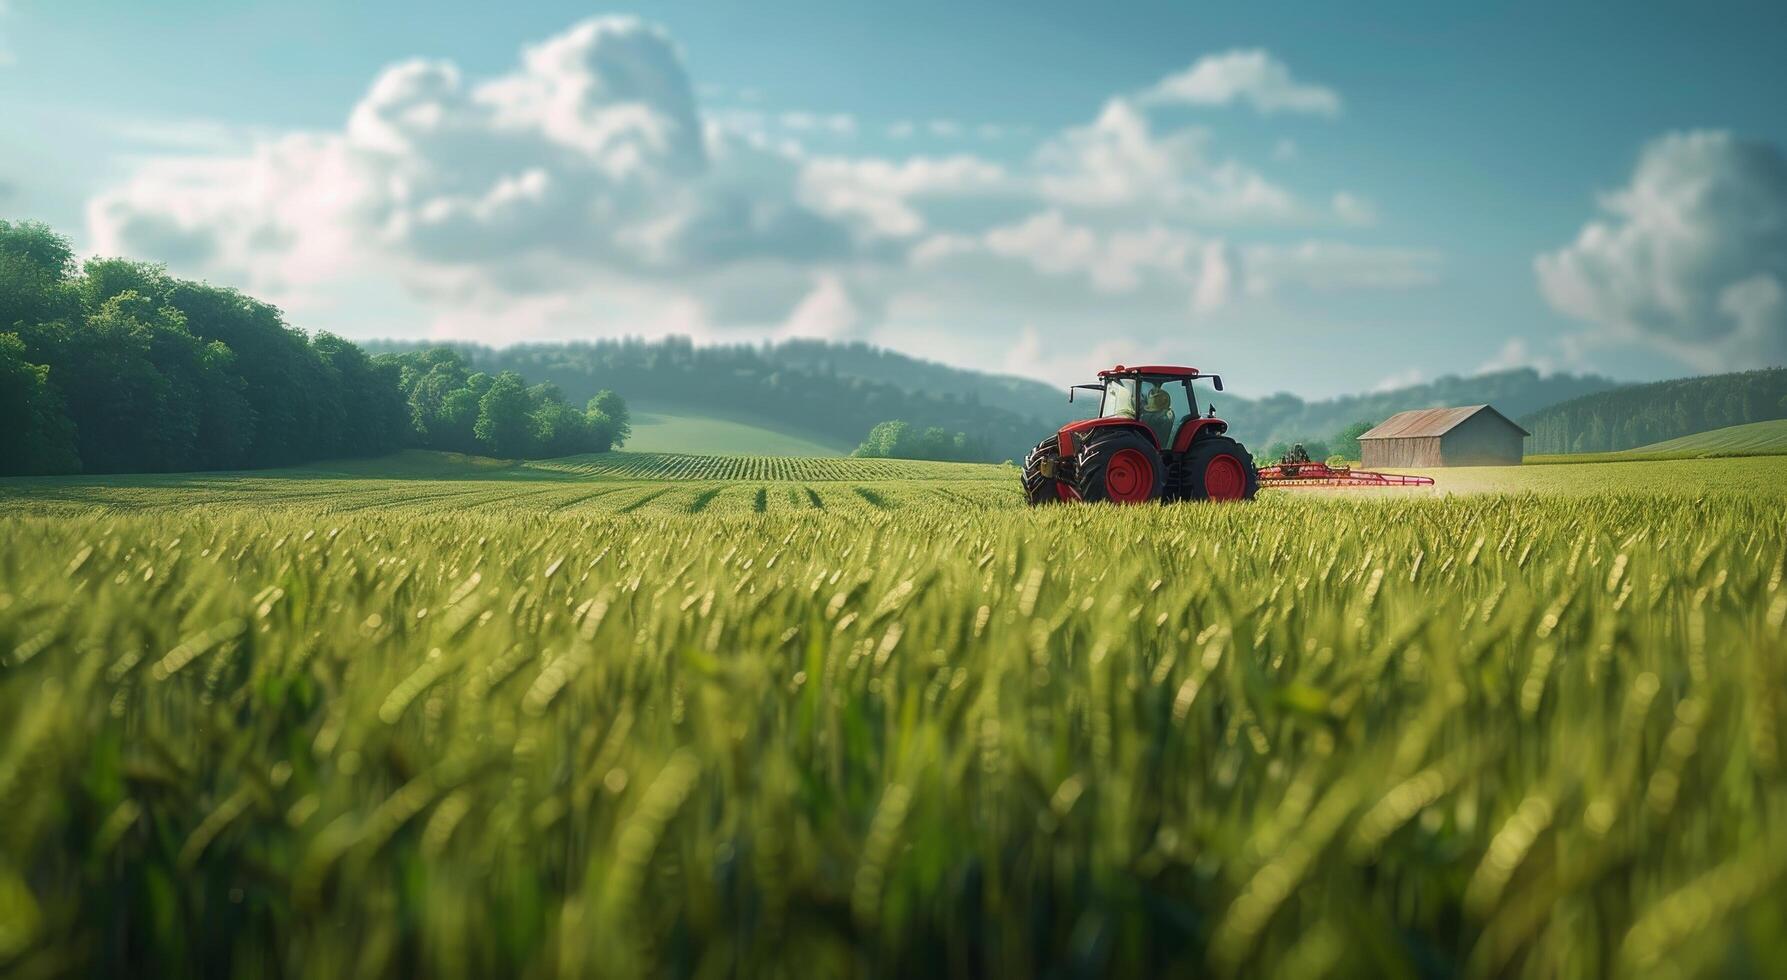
3, 452, 1786, 976
1635, 418, 1787, 455
624, 408, 849, 457
1528, 418, 1787, 465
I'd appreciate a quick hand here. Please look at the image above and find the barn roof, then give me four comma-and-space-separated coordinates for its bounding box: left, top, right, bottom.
1358, 404, 1531, 440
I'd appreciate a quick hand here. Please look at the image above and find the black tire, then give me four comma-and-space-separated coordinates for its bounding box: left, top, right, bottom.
1022, 436, 1065, 506
1179, 436, 1260, 502
1074, 428, 1165, 503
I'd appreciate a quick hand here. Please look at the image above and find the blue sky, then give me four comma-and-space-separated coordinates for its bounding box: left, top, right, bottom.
3, 0, 1784, 397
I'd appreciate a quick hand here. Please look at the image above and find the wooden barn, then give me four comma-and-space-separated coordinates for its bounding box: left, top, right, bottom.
1358, 405, 1529, 467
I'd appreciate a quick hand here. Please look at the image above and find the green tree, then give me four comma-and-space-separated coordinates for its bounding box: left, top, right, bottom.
82, 258, 174, 311
52, 291, 207, 472
474, 371, 535, 457
532, 399, 595, 457
188, 340, 254, 469
166, 280, 331, 466
1333, 419, 1377, 460
0, 333, 80, 475
852, 420, 910, 458
590, 390, 630, 448
313, 332, 409, 457
0, 219, 80, 331
851, 419, 987, 461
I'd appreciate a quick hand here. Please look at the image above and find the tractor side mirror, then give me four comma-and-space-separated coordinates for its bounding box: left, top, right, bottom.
1068, 387, 1074, 403
1212, 376, 1224, 391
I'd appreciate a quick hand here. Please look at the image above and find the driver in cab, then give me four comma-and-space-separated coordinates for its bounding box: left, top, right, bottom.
1141, 381, 1175, 445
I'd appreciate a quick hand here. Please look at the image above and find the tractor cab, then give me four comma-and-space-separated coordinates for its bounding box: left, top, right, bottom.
1082, 368, 1210, 447
1024, 365, 1259, 505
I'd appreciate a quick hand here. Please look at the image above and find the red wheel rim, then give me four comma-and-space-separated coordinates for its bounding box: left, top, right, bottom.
1106, 448, 1154, 503
1055, 480, 1080, 501
1204, 454, 1246, 501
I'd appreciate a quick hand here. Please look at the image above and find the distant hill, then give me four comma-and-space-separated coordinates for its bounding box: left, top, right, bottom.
365, 338, 1621, 460
1521, 367, 1787, 454
626, 408, 847, 456
1229, 368, 1621, 448
1636, 418, 1787, 455
365, 337, 1050, 462
1528, 419, 1787, 465
764, 341, 1621, 447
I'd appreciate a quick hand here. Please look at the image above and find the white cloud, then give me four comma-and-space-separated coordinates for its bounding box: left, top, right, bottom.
913, 212, 1428, 318
1370, 367, 1425, 393
82, 18, 1436, 376
1536, 130, 1787, 372
1141, 49, 1341, 117
778, 273, 863, 341
1000, 325, 1178, 389
1474, 337, 1560, 376
1241, 241, 1440, 294
88, 131, 379, 301
911, 211, 1225, 302
1034, 98, 1298, 223
89, 16, 856, 321
798, 154, 1011, 238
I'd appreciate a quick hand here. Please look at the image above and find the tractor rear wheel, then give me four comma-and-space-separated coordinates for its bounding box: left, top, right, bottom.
1074, 429, 1165, 504
1021, 436, 1074, 505
1180, 436, 1259, 502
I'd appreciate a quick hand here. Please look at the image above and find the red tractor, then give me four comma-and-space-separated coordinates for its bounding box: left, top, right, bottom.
1022, 365, 1259, 505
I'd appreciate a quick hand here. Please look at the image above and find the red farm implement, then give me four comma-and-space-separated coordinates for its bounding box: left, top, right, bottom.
1254, 460, 1435, 488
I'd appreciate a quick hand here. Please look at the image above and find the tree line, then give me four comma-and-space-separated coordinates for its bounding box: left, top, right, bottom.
369, 338, 1025, 463
1520, 367, 1787, 454
384, 347, 630, 460
369, 340, 1631, 463
0, 220, 627, 476
850, 420, 991, 462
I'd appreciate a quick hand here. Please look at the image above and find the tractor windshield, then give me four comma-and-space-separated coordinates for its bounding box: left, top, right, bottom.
1100, 379, 1138, 419
1139, 378, 1191, 444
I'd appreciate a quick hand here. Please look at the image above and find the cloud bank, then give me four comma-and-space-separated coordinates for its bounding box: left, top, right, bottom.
86, 17, 1432, 382
1537, 130, 1787, 372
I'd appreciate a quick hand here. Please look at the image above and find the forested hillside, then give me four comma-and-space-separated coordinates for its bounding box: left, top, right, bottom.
367, 338, 1047, 462
1521, 368, 1787, 454
0, 220, 624, 475
372, 339, 1622, 459
1240, 368, 1621, 448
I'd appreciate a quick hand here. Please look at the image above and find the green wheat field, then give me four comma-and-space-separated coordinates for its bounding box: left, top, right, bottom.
3, 452, 1786, 977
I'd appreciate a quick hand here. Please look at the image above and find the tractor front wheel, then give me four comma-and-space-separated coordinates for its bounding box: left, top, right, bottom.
1075, 429, 1165, 504
1021, 436, 1075, 505
1180, 437, 1260, 502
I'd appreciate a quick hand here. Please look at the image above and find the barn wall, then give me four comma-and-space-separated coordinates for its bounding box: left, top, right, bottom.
1361, 436, 1442, 468
1439, 413, 1526, 465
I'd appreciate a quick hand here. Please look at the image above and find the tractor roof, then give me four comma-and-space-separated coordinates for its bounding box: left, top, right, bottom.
1096, 365, 1202, 379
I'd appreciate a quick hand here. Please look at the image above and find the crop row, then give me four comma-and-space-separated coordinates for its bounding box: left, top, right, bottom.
533, 451, 1013, 482
0, 477, 1026, 518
